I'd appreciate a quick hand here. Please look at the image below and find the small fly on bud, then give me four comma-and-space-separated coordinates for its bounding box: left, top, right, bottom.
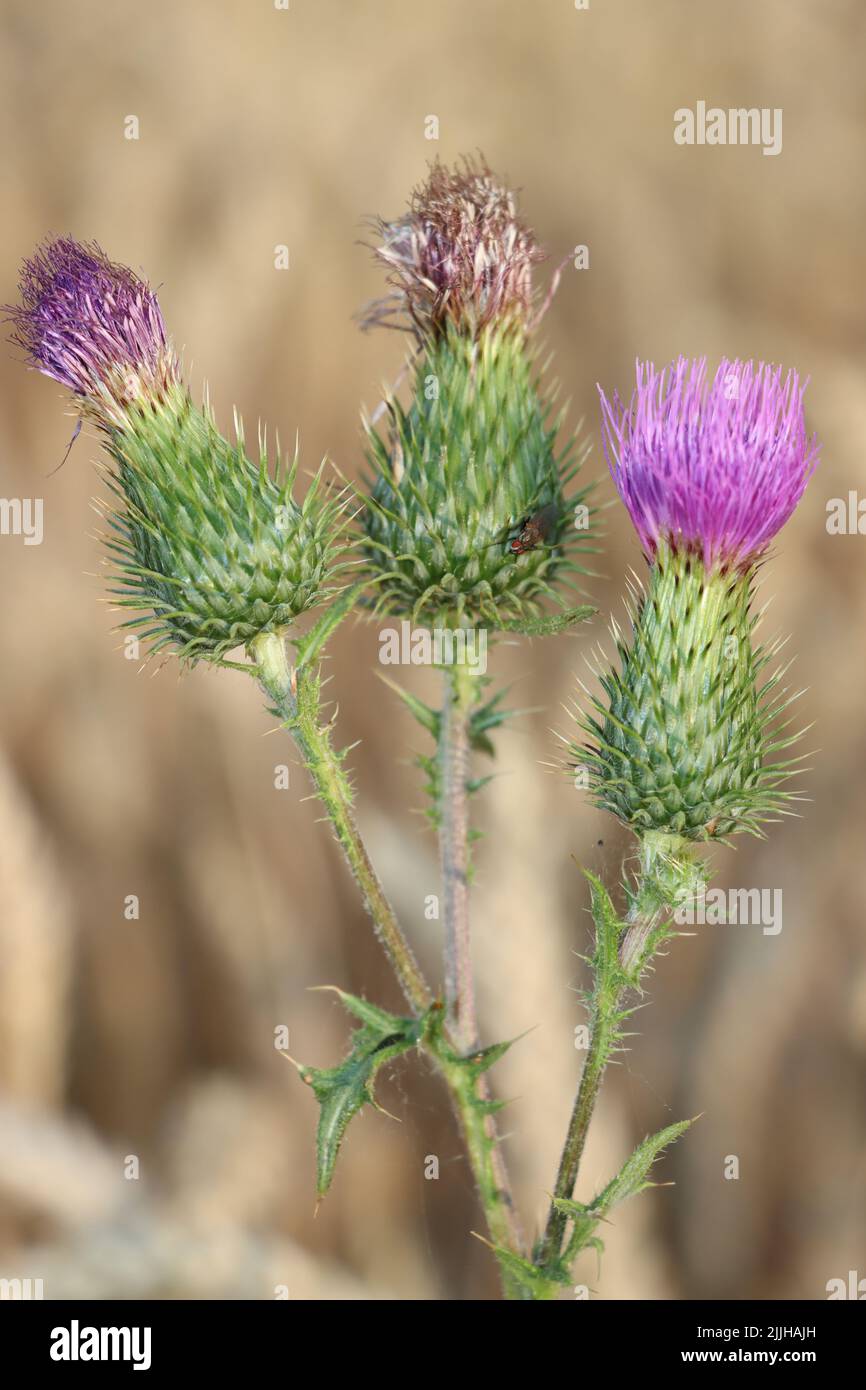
478, 504, 558, 557
507, 503, 558, 555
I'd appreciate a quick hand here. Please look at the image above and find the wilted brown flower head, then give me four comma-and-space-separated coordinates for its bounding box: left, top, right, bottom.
358, 156, 560, 341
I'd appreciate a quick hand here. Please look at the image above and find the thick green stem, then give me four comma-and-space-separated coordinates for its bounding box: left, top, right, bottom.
536, 832, 702, 1275
438, 664, 525, 1286
535, 898, 655, 1269
440, 1053, 526, 1286
251, 630, 432, 1016
440, 664, 476, 1050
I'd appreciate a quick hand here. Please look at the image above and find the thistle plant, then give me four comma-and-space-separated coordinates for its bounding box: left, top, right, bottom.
531, 356, 819, 1288
354, 159, 598, 1281
6, 190, 819, 1300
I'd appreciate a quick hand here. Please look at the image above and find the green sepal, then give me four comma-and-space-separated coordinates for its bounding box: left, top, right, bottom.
497, 605, 595, 637
556, 1117, 695, 1263
289, 987, 432, 1198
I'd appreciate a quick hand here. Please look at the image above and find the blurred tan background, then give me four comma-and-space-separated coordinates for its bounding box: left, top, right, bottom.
0, 0, 864, 1301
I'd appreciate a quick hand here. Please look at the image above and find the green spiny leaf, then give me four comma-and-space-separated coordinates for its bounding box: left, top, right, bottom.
436, 1031, 525, 1082
425, 1003, 525, 1082
479, 1243, 569, 1300
497, 605, 595, 637
468, 683, 528, 756
290, 988, 429, 1197
467, 774, 495, 797
556, 1116, 696, 1261
583, 869, 626, 987
465, 1038, 515, 1075
377, 671, 441, 740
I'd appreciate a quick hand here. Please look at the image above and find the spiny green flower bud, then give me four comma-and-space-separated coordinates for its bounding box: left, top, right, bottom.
358, 157, 593, 629
576, 357, 819, 840
583, 543, 788, 837
101, 393, 347, 662
6, 238, 348, 664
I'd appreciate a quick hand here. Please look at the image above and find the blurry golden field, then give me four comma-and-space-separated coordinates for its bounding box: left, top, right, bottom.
0, 0, 864, 1300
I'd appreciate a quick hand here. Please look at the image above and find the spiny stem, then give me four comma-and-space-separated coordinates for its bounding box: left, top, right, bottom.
251, 630, 432, 1016
438, 664, 525, 1280
536, 832, 701, 1275
536, 896, 659, 1270
440, 664, 476, 1050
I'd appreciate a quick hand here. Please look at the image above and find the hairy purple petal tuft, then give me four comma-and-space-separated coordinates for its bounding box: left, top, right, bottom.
5, 237, 173, 408
598, 357, 819, 569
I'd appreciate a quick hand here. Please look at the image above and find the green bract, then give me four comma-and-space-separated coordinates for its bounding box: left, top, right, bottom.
578, 544, 802, 839
363, 324, 592, 629
100, 383, 348, 663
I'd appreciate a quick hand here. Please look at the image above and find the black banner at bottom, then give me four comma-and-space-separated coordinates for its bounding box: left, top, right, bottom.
0, 1298, 860, 1374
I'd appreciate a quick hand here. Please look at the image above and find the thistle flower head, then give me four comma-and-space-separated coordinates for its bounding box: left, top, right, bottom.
598, 357, 819, 570
5, 237, 175, 421
359, 156, 557, 341
7, 236, 349, 664
358, 157, 592, 628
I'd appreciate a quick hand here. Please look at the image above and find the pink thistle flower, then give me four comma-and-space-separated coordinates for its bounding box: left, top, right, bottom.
598, 357, 820, 570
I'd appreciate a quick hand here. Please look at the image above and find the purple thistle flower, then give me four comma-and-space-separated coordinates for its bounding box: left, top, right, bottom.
5, 237, 174, 416
597, 356, 820, 570
358, 156, 560, 340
